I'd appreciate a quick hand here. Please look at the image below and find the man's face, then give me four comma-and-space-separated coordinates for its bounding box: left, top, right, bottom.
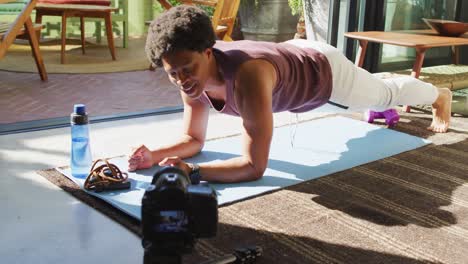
161, 49, 211, 99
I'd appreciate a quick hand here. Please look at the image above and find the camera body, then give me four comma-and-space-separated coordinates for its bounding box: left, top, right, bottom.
141, 166, 218, 262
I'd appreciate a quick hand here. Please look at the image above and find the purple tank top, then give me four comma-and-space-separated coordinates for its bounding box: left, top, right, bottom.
198, 40, 333, 116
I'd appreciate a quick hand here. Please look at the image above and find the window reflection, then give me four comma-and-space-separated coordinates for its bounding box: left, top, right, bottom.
380, 0, 458, 69
388, 0, 457, 31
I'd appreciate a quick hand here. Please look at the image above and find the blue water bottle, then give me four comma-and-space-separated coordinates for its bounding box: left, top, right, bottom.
70, 104, 92, 178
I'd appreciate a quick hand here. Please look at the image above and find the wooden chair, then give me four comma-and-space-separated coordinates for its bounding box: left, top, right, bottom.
158, 0, 240, 41
148, 0, 240, 71
0, 0, 48, 81
210, 0, 240, 41
188, 0, 240, 41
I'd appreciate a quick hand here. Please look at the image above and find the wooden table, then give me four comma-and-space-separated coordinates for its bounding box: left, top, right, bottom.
344, 30, 468, 78
35, 3, 117, 64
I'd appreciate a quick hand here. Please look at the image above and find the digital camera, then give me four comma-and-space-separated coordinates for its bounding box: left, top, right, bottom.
141, 166, 218, 263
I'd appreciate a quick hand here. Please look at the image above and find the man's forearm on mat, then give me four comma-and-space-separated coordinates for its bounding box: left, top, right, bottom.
198, 157, 264, 183
151, 134, 203, 164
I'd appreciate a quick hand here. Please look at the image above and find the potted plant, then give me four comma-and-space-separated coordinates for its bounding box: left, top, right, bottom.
288, 0, 306, 39
288, 0, 303, 16
238, 0, 299, 42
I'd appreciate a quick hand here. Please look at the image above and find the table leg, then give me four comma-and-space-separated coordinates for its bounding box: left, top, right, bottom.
61, 13, 68, 64
25, 17, 48, 81
451, 46, 459, 65
411, 47, 427, 79
355, 40, 368, 67
80, 16, 85, 54
104, 13, 116, 60
403, 47, 428, 112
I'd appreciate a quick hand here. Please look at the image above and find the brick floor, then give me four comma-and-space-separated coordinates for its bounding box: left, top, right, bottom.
0, 69, 182, 124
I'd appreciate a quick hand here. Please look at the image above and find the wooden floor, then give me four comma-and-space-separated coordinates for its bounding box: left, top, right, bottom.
0, 68, 182, 124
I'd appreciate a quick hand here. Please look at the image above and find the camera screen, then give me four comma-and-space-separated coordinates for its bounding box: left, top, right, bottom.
156, 210, 188, 232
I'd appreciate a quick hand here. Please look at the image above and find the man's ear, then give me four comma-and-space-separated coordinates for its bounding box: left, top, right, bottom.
204, 48, 213, 59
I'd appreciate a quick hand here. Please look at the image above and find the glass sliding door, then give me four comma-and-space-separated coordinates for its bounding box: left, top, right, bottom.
326, 0, 361, 59
310, 0, 465, 71
379, 0, 458, 72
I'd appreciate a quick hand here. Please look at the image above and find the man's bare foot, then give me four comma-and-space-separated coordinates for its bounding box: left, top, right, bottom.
428, 87, 452, 133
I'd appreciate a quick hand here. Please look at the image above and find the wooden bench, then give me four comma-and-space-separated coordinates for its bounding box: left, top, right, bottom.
35, 3, 117, 64
1, 0, 47, 81
0, 0, 28, 14
0, 21, 43, 35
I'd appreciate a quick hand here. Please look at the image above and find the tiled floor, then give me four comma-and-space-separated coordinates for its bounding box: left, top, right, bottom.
0, 68, 182, 124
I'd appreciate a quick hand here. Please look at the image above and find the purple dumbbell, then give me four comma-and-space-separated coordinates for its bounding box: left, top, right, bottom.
365, 109, 400, 127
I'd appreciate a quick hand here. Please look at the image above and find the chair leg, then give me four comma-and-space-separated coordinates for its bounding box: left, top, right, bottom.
95, 21, 102, 43
80, 16, 85, 54
25, 18, 48, 81
123, 20, 128, 48
61, 13, 68, 64
104, 13, 116, 60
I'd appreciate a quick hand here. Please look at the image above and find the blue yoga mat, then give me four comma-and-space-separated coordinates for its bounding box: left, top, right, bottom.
57, 116, 430, 220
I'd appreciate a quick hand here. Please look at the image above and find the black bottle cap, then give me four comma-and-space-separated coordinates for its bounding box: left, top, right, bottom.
71, 104, 89, 125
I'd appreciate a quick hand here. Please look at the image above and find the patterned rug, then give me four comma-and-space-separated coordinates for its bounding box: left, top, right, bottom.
38, 110, 468, 264
375, 64, 468, 90
452, 88, 468, 116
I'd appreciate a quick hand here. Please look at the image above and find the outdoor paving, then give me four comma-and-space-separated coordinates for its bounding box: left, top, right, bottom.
0, 68, 182, 124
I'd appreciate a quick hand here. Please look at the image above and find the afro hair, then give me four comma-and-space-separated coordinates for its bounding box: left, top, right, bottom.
145, 5, 216, 67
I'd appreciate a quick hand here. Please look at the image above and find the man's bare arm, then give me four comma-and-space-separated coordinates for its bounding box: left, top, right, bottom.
195, 59, 277, 182
128, 92, 209, 171
151, 91, 210, 162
